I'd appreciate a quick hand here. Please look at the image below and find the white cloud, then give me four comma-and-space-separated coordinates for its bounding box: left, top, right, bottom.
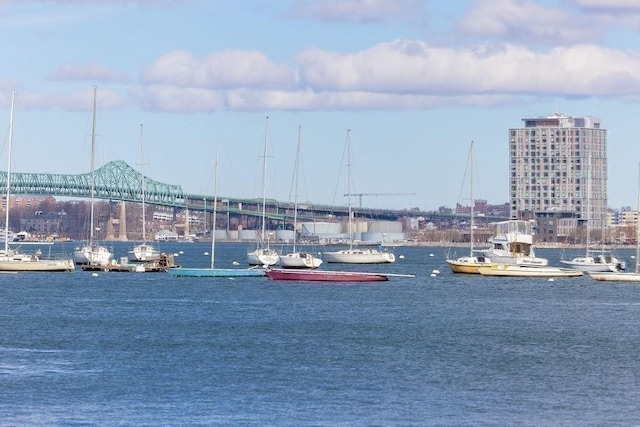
459, 0, 603, 45
570, 0, 640, 10
137, 85, 225, 113
141, 50, 295, 89
49, 62, 131, 83
288, 0, 423, 23
12, 87, 125, 111
295, 41, 640, 97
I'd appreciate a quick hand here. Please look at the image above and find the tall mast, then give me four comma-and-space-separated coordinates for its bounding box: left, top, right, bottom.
261, 116, 269, 243
469, 141, 474, 257
346, 129, 353, 250
4, 91, 15, 253
211, 142, 219, 270
292, 125, 302, 252
89, 85, 97, 246
139, 124, 146, 242
636, 162, 640, 273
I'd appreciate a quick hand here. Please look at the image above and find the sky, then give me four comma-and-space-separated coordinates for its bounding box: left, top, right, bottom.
1, 0, 640, 211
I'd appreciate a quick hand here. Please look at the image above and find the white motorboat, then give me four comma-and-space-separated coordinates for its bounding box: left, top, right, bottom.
478, 220, 548, 267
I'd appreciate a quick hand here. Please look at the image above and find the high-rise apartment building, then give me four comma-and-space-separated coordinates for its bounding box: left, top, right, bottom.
509, 113, 607, 233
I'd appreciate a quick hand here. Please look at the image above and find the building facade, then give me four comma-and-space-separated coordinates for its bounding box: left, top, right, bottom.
510, 113, 607, 234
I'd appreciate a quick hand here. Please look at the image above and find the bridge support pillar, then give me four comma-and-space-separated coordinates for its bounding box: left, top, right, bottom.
119, 201, 127, 241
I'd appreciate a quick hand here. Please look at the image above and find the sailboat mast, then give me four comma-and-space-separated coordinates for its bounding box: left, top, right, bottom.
346, 129, 353, 250
636, 162, 640, 274
4, 91, 15, 253
89, 85, 97, 246
139, 124, 146, 242
469, 141, 474, 257
211, 142, 219, 270
292, 125, 301, 252
260, 116, 269, 242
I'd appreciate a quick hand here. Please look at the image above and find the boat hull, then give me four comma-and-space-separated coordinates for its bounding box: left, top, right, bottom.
266, 268, 388, 282
446, 257, 496, 274
323, 249, 395, 264
0, 258, 75, 272
247, 248, 280, 266
478, 265, 583, 277
588, 272, 640, 282
128, 243, 161, 262
73, 244, 113, 266
167, 267, 266, 277
279, 252, 323, 269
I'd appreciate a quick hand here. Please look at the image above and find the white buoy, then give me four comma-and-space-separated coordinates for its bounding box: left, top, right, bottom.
91, 272, 99, 277
399, 255, 405, 259
548, 278, 555, 282
179, 250, 184, 254
232, 261, 240, 265
204, 252, 209, 256
632, 256, 636, 259
430, 273, 437, 277
432, 269, 440, 274
173, 253, 179, 257
429, 253, 434, 257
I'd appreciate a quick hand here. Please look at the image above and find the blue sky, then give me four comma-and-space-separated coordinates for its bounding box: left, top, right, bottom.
1, 0, 640, 211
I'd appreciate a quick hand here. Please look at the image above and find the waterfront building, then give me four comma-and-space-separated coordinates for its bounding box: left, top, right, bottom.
510, 113, 607, 236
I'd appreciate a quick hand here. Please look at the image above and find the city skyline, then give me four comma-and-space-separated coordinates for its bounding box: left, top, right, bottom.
2, 1, 640, 211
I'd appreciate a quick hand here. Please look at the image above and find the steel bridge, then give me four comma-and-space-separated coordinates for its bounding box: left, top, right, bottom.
0, 160, 411, 223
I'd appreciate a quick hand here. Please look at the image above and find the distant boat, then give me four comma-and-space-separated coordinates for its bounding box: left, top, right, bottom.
128, 124, 161, 262
477, 265, 583, 278
589, 163, 640, 282
167, 143, 266, 278
0, 91, 74, 272
265, 268, 388, 282
73, 86, 113, 267
322, 130, 395, 264
561, 150, 624, 273
446, 141, 496, 274
246, 116, 279, 267
279, 126, 323, 269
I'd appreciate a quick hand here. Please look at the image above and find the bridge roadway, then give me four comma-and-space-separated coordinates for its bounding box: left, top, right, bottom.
0, 160, 425, 224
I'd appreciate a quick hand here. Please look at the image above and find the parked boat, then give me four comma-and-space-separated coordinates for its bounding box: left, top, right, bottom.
478, 220, 547, 267
247, 117, 280, 266
590, 163, 640, 282
73, 86, 113, 267
447, 141, 496, 274
128, 124, 161, 262
322, 130, 395, 264
561, 152, 624, 272
279, 126, 323, 269
0, 91, 74, 272
168, 143, 266, 278
265, 268, 388, 282
478, 265, 583, 278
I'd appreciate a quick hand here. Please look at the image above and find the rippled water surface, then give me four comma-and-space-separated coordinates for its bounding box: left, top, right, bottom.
2, 242, 640, 425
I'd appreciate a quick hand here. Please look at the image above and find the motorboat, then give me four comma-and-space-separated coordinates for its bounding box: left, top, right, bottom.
478, 220, 548, 267
560, 251, 625, 272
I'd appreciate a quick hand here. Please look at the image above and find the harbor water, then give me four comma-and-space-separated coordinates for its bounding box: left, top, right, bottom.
2, 242, 640, 425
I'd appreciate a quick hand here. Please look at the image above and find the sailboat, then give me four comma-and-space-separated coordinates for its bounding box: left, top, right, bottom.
279, 126, 323, 269
73, 86, 113, 267
446, 141, 496, 274
322, 130, 395, 264
561, 151, 624, 272
589, 163, 640, 282
0, 91, 74, 272
168, 143, 265, 277
246, 116, 280, 266
128, 124, 161, 262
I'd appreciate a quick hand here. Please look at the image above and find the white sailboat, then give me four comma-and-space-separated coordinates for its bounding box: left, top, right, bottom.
446, 141, 495, 274
128, 124, 161, 262
279, 126, 322, 269
73, 86, 113, 267
247, 116, 280, 266
561, 151, 624, 272
169, 143, 265, 277
323, 130, 395, 264
0, 91, 74, 272
590, 163, 640, 282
